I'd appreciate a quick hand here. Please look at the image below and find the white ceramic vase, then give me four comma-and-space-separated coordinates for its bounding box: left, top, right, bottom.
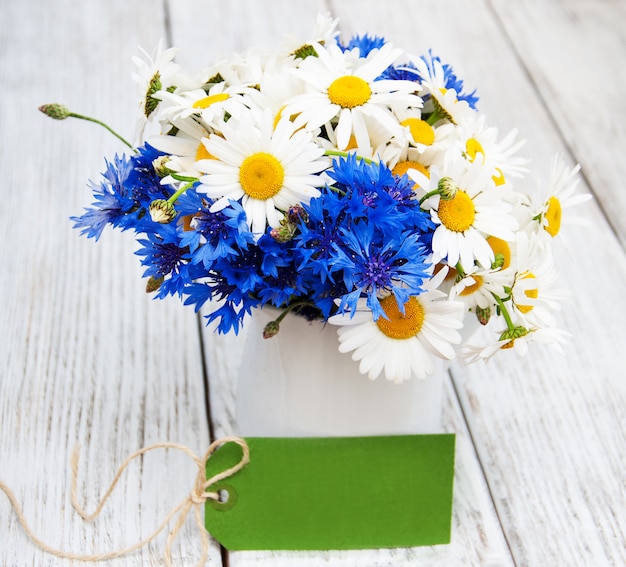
234, 307, 447, 437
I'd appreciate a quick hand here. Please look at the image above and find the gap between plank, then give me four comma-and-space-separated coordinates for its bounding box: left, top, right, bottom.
448, 368, 519, 567
195, 312, 230, 567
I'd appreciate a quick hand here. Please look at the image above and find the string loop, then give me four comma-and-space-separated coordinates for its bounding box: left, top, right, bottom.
0, 436, 250, 565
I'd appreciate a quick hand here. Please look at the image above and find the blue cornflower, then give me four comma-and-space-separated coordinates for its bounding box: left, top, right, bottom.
71, 154, 136, 239
126, 144, 171, 205
295, 187, 345, 283
185, 275, 261, 334
337, 34, 387, 57
379, 62, 421, 82
415, 51, 479, 109
212, 245, 266, 296
330, 223, 431, 320
176, 191, 255, 268
255, 235, 308, 307
135, 223, 191, 298
295, 155, 435, 307
328, 155, 432, 231
72, 144, 178, 240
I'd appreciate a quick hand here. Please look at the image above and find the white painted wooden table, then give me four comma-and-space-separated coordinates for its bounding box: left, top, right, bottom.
1, 0, 625, 565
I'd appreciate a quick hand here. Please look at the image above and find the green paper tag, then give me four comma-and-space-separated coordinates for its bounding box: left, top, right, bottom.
205, 435, 455, 550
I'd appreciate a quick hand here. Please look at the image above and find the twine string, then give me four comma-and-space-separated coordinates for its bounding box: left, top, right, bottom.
0, 436, 250, 565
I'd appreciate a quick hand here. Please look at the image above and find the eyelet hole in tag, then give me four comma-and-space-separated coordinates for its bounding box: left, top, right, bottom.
207, 482, 238, 512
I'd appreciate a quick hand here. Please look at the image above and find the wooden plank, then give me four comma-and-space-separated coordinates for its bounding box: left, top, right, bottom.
166, 0, 513, 564
489, 0, 626, 248
0, 1, 220, 565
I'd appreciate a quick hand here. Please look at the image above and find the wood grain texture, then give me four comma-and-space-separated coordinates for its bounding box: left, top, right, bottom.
489, 0, 626, 248
0, 1, 219, 565
1, 0, 624, 566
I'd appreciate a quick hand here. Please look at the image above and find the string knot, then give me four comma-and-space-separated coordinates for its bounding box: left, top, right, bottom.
1, 436, 250, 566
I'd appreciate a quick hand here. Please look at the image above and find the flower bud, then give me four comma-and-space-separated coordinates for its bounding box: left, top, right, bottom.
288, 203, 309, 224
149, 199, 176, 223
437, 177, 458, 200
263, 320, 280, 339
152, 155, 173, 177
270, 208, 303, 243
146, 275, 164, 293
475, 306, 491, 326
270, 223, 297, 243
38, 103, 71, 120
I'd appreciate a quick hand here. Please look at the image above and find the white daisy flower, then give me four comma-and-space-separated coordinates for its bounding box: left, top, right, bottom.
408, 54, 475, 125
132, 42, 180, 116
411, 156, 519, 271
328, 290, 464, 383
454, 114, 528, 185
279, 11, 340, 55
249, 68, 309, 129
460, 325, 570, 363
450, 264, 511, 312
154, 82, 255, 127
510, 233, 569, 328
381, 118, 455, 173
131, 41, 197, 142
527, 155, 590, 240
196, 109, 329, 234
385, 114, 456, 172
283, 42, 423, 150
147, 117, 212, 180
213, 47, 301, 88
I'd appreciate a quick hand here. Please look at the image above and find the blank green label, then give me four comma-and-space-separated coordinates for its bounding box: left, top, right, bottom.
205, 435, 455, 550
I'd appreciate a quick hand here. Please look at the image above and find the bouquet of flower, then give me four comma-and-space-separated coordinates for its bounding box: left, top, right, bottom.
41, 14, 588, 383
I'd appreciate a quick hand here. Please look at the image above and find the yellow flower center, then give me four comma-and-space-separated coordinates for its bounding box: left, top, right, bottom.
487, 236, 511, 269
192, 93, 229, 109
328, 75, 372, 108
465, 137, 484, 163
392, 160, 429, 189
345, 134, 359, 150
516, 272, 538, 313
492, 167, 506, 186
376, 295, 425, 340
460, 275, 483, 296
544, 196, 562, 237
400, 118, 435, 146
196, 142, 216, 162
437, 190, 475, 232
239, 152, 285, 200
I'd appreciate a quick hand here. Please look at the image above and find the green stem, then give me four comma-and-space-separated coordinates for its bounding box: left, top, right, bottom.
418, 188, 441, 205
492, 293, 515, 331
273, 300, 316, 325
425, 111, 442, 126
455, 262, 466, 279
324, 150, 377, 165
327, 184, 347, 197
68, 112, 134, 150
167, 180, 197, 205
